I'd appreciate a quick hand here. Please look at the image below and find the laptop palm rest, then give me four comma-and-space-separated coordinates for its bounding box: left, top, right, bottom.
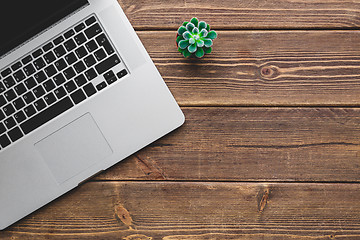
34, 113, 113, 185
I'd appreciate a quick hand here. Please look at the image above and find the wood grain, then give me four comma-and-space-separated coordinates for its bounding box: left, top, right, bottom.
1, 182, 359, 239
137, 31, 360, 106
118, 0, 360, 29
95, 107, 360, 182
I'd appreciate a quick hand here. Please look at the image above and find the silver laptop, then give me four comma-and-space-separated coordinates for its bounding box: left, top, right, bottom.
0, 0, 184, 229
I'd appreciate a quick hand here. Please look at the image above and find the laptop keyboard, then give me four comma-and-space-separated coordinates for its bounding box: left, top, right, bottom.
0, 15, 128, 151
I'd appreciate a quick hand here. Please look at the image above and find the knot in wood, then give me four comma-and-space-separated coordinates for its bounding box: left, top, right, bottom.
260, 65, 279, 79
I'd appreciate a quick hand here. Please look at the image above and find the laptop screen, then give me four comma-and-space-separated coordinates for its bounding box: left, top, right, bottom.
0, 0, 89, 57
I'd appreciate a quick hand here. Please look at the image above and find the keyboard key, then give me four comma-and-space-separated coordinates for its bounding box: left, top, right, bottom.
23, 91, 36, 104
54, 86, 67, 99
96, 34, 114, 55
85, 40, 98, 52
0, 110, 5, 120
71, 89, 86, 104
104, 70, 115, 80
34, 71, 47, 83
0, 134, 11, 148
75, 46, 88, 59
85, 23, 102, 39
64, 39, 77, 51
44, 51, 56, 64
0, 123, 5, 134
44, 92, 56, 105
0, 96, 6, 107
65, 80, 77, 93
54, 59, 67, 71
13, 70, 26, 82
34, 58, 46, 70
43, 79, 56, 91
24, 105, 36, 117
0, 83, 5, 93
74, 74, 87, 87
83, 83, 96, 97
53, 36, 64, 45
33, 85, 46, 98
74, 61, 86, 74
85, 16, 96, 26
1, 68, 12, 78
24, 77, 37, 89
3, 104, 15, 116
95, 54, 120, 74
23, 64, 36, 76
11, 62, 22, 71
21, 97, 74, 135
4, 117, 16, 129
74, 32, 87, 45
85, 68, 97, 80
32, 49, 43, 58
14, 111, 26, 123
117, 69, 128, 79
3, 76, 16, 88
34, 99, 46, 111
94, 48, 106, 61
44, 65, 57, 77
64, 29, 75, 39
75, 23, 86, 32
54, 45, 67, 57
84, 55, 96, 67
13, 98, 25, 110
43, 42, 54, 52
8, 127, 23, 142
14, 83, 27, 95
64, 52, 77, 65
22, 55, 33, 65
53, 73, 66, 86
63, 67, 76, 80
4, 89, 16, 101
96, 81, 107, 91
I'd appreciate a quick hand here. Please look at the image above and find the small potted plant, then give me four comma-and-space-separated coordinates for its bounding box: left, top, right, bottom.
176, 17, 217, 58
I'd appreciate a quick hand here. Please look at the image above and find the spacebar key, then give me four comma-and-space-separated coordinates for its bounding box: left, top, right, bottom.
20, 97, 74, 135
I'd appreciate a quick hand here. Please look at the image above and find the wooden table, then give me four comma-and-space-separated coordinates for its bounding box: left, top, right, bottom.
2, 0, 360, 239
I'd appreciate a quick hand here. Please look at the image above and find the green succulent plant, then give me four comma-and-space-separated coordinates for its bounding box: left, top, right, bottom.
176, 17, 217, 58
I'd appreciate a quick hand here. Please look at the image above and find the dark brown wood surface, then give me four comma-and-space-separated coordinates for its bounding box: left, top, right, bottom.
2, 0, 360, 239
2, 182, 360, 239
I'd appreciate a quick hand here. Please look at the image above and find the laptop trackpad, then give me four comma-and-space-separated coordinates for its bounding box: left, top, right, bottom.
35, 113, 113, 185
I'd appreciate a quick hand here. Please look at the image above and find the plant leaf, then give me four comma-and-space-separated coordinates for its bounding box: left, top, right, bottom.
190, 17, 199, 27
199, 29, 208, 37
203, 39, 213, 47
199, 21, 207, 30
192, 27, 199, 35
186, 22, 195, 32
182, 21, 189, 27
204, 47, 212, 54
189, 38, 195, 45
183, 48, 191, 58
207, 30, 217, 39
206, 24, 210, 32
183, 31, 192, 40
197, 40, 204, 48
188, 43, 197, 53
178, 26, 187, 35
178, 47, 183, 53
176, 35, 183, 44
195, 47, 204, 58
179, 40, 190, 49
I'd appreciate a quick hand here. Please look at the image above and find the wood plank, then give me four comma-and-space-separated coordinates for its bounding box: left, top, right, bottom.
95, 107, 360, 182
137, 31, 360, 106
118, 0, 360, 29
1, 182, 360, 239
